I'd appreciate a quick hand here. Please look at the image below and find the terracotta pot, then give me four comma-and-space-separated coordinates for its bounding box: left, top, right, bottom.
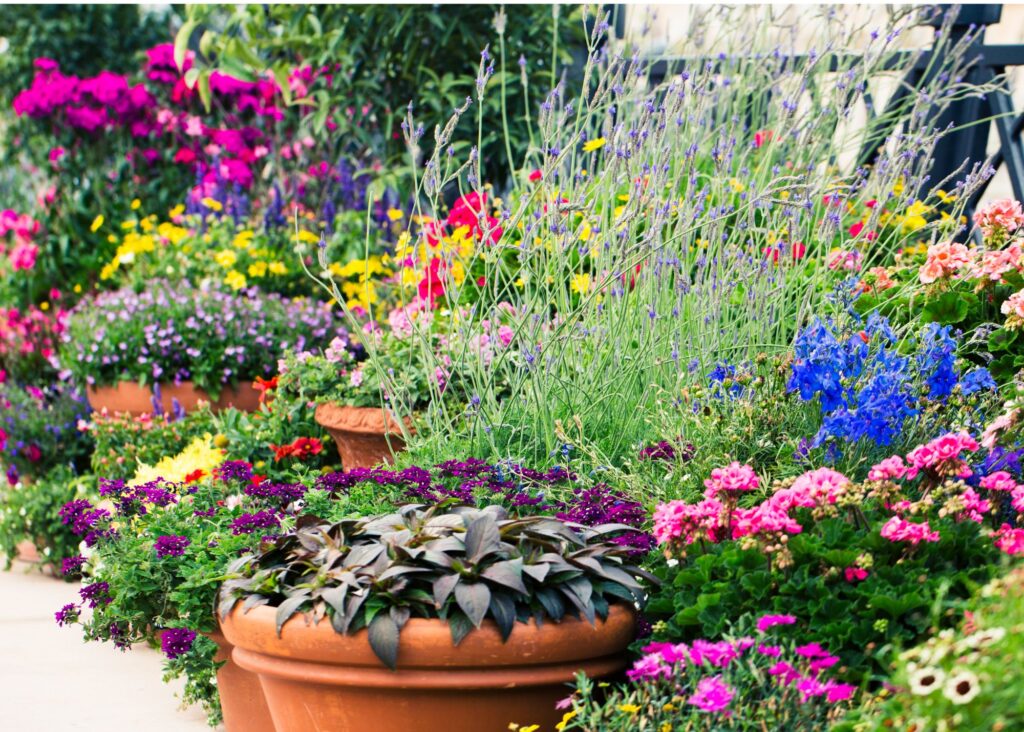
221, 603, 635, 732
87, 381, 261, 417
314, 402, 411, 469
15, 540, 41, 563
207, 630, 276, 732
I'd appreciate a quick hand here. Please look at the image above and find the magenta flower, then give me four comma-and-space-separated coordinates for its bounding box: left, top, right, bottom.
756, 614, 797, 632
703, 461, 759, 498
687, 676, 734, 713
880, 516, 940, 545
626, 653, 672, 681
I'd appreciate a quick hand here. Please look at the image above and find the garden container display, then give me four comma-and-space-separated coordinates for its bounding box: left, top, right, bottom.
221, 603, 636, 732
86, 381, 261, 417
207, 630, 276, 732
15, 539, 41, 563
314, 402, 410, 469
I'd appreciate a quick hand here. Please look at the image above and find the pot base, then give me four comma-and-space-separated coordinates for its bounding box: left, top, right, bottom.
87, 382, 261, 417
314, 403, 410, 469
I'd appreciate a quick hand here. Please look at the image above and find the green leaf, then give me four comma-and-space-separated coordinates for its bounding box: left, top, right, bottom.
989, 328, 1019, 353
464, 515, 500, 563
174, 19, 196, 73
921, 291, 971, 325
488, 592, 516, 641
481, 558, 527, 595
368, 613, 400, 670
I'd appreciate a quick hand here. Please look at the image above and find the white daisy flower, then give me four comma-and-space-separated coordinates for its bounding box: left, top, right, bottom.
943, 670, 981, 705
908, 666, 945, 696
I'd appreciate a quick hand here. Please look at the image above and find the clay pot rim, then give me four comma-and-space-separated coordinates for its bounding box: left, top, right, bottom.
314, 401, 415, 436
221, 602, 636, 670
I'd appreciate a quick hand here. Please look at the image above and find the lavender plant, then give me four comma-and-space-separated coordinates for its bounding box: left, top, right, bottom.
302, 6, 999, 485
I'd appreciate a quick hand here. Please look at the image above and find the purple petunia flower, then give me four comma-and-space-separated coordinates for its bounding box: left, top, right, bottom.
160, 627, 197, 659
54, 603, 79, 627
154, 535, 190, 558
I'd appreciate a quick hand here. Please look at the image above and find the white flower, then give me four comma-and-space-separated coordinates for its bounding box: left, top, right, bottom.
957, 627, 1006, 652
943, 670, 981, 705
908, 666, 945, 696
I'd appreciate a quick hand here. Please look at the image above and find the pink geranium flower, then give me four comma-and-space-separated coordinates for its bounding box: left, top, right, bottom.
757, 614, 797, 632
880, 516, 940, 544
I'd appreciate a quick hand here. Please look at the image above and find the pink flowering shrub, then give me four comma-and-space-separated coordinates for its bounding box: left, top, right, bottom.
560, 614, 856, 731
646, 432, 1016, 680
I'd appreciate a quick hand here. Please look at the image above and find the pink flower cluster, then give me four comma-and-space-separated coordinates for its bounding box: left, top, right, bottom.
903, 432, 979, 479
919, 241, 972, 284
0, 209, 41, 272
0, 300, 67, 364
992, 524, 1024, 556
653, 466, 849, 548
879, 516, 940, 545
973, 198, 1024, 237
628, 615, 856, 712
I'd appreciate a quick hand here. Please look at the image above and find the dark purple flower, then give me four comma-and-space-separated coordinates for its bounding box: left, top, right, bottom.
217, 460, 254, 483
61, 555, 86, 577
229, 510, 279, 535
154, 535, 190, 558
160, 627, 197, 659
79, 581, 111, 608
54, 603, 79, 626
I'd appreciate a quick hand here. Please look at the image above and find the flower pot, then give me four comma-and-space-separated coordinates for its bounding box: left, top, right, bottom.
86, 381, 261, 417
15, 539, 41, 563
314, 402, 411, 469
221, 603, 636, 732
207, 630, 276, 732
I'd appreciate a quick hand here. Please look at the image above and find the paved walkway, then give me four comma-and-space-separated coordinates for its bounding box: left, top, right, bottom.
0, 561, 210, 731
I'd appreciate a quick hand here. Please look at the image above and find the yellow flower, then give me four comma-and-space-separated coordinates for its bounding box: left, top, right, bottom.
90, 215, 104, 232
248, 261, 268, 278
936, 189, 956, 204
39, 301, 49, 311
729, 178, 745, 193
268, 261, 287, 275
224, 270, 247, 290
570, 273, 591, 294
130, 198, 141, 210
168, 204, 185, 218
232, 230, 255, 249
201, 197, 223, 212
555, 710, 578, 731
387, 208, 404, 221
73, 284, 82, 294
579, 222, 592, 242
582, 137, 607, 152
617, 704, 640, 714
107, 234, 118, 244
296, 229, 320, 244
130, 436, 223, 486
121, 220, 137, 230
660, 724, 672, 732
214, 249, 238, 269
613, 205, 626, 219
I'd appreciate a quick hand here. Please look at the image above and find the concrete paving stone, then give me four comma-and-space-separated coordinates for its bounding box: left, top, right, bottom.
0, 561, 211, 731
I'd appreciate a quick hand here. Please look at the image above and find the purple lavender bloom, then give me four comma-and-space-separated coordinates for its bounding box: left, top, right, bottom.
160, 628, 197, 659
154, 535, 190, 558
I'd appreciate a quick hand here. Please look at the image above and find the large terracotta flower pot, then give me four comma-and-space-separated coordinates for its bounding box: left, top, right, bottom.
87, 381, 261, 417
15, 540, 41, 563
221, 604, 635, 732
207, 630, 276, 732
314, 402, 411, 469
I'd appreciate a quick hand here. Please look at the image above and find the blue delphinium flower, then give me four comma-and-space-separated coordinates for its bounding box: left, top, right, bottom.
917, 322, 959, 401
960, 367, 997, 396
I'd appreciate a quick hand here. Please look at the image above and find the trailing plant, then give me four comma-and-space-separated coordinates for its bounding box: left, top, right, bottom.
218, 503, 655, 669
0, 466, 94, 574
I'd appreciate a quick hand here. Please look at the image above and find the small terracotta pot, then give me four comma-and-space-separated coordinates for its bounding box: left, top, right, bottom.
15, 539, 41, 563
221, 603, 635, 732
87, 381, 261, 417
314, 402, 411, 469
207, 630, 276, 732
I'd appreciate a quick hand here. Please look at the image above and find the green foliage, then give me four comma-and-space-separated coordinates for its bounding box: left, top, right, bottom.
0, 466, 94, 573
849, 566, 1024, 731
0, 380, 93, 481
182, 4, 587, 184
219, 503, 653, 669
646, 513, 1005, 684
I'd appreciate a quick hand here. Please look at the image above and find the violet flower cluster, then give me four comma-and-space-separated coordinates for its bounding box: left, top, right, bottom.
64, 281, 346, 392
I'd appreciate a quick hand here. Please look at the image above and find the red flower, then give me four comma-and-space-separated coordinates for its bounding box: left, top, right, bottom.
184, 469, 206, 484
173, 148, 197, 164
849, 221, 864, 238
844, 567, 869, 583
528, 169, 542, 182
753, 130, 774, 148
25, 444, 42, 463
270, 437, 323, 462
254, 376, 278, 393
251, 474, 267, 485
